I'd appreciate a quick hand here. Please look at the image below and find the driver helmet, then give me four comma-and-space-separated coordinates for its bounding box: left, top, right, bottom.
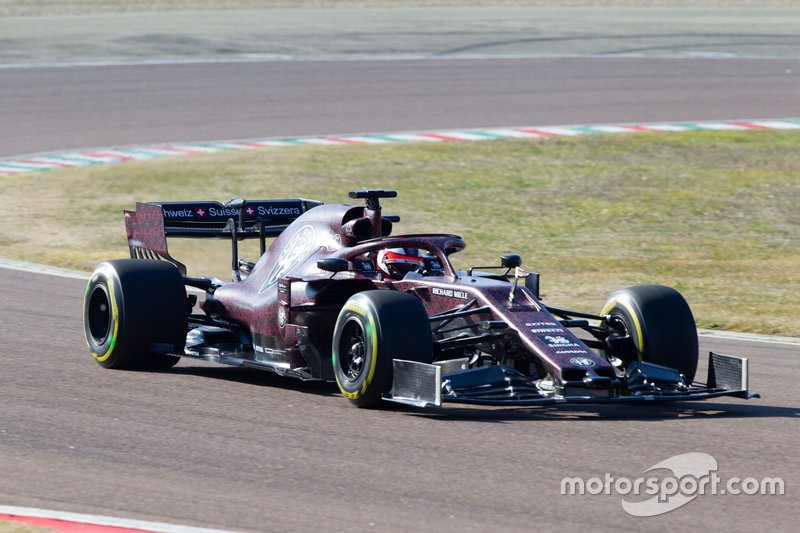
377, 248, 424, 280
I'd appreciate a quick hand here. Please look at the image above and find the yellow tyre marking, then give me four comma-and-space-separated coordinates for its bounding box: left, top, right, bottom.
86, 264, 120, 363
360, 315, 378, 395
331, 311, 350, 398
344, 302, 366, 315
601, 294, 644, 362
335, 299, 379, 400
83, 274, 98, 353
341, 388, 359, 400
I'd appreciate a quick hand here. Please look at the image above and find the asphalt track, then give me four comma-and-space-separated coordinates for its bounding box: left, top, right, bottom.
2, 57, 800, 158
0, 270, 798, 532
1, 6, 800, 533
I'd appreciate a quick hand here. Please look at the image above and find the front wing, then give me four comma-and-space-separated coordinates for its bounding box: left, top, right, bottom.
384, 352, 759, 408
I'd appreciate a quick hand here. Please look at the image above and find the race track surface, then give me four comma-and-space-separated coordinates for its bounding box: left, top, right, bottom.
2, 57, 799, 158
0, 269, 797, 532
1, 6, 799, 532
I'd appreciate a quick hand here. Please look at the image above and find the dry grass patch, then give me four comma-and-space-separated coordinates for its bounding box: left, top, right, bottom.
0, 520, 54, 533
0, 130, 798, 335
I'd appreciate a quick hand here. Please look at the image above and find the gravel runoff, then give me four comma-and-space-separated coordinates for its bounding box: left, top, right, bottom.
2, 0, 798, 16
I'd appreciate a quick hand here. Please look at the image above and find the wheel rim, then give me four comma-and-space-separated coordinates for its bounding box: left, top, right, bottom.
605, 313, 637, 365
87, 284, 112, 344
338, 318, 367, 383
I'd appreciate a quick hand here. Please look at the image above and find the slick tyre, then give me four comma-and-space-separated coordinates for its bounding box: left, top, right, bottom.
601, 285, 698, 381
84, 259, 187, 369
332, 290, 433, 408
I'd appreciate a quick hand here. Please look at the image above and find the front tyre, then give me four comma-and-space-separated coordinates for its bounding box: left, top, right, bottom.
332, 291, 433, 408
600, 285, 698, 381
84, 259, 187, 369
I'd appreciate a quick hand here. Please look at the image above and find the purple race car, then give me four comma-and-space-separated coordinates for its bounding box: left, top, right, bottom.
83, 190, 758, 408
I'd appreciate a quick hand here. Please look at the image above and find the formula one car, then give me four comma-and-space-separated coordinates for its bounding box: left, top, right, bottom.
83, 190, 758, 408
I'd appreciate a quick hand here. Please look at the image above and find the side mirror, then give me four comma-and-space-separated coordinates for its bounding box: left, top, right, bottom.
317, 258, 349, 273
500, 254, 522, 269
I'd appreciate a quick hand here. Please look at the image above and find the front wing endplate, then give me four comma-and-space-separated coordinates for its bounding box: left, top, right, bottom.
383, 352, 759, 408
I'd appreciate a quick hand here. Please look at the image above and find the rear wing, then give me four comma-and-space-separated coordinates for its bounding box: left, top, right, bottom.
124, 199, 322, 275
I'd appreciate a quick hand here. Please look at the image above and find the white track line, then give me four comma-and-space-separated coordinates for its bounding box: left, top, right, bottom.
0, 258, 89, 280
698, 329, 800, 346
0, 52, 793, 71
0, 505, 240, 533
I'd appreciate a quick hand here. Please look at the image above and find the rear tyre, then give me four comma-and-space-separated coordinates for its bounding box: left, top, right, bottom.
83, 259, 187, 369
332, 290, 433, 408
600, 285, 698, 381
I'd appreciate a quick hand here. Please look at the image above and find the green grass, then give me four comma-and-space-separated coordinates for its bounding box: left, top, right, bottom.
1, 130, 798, 335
